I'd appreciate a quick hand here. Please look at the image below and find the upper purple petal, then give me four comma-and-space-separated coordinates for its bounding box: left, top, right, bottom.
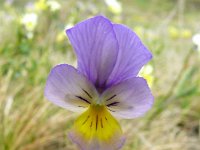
66, 16, 119, 89
106, 24, 152, 86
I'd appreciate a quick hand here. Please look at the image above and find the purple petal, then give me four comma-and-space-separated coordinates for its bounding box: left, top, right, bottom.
106, 24, 152, 86
69, 131, 125, 150
66, 16, 118, 89
44, 64, 98, 112
101, 77, 154, 119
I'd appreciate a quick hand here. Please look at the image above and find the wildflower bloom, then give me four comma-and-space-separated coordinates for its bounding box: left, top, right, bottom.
192, 33, 200, 51
21, 13, 38, 31
104, 0, 122, 15
45, 16, 153, 150
47, 0, 61, 12
139, 64, 154, 88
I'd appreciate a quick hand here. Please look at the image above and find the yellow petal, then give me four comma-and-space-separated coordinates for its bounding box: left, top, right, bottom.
69, 104, 125, 150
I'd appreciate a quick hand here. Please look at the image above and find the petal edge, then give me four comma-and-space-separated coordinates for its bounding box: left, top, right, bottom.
101, 77, 154, 119
44, 64, 98, 112
107, 24, 152, 86
66, 16, 119, 89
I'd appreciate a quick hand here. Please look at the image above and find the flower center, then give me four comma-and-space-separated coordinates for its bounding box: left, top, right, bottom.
73, 104, 122, 141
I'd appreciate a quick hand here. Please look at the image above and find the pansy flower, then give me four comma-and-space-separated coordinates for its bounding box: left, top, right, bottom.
45, 16, 153, 150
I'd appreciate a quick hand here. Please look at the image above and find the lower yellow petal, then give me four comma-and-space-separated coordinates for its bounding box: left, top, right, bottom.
69, 104, 125, 150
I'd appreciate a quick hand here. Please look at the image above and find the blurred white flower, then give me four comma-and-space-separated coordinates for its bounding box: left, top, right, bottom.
139, 64, 154, 87
27, 32, 34, 39
47, 0, 61, 12
65, 23, 74, 30
105, 0, 122, 15
141, 64, 153, 74
21, 13, 38, 31
192, 33, 200, 51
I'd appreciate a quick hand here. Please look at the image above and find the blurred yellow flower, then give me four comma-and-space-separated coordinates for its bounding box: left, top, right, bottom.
180, 29, 192, 39
112, 16, 122, 23
21, 13, 38, 31
56, 23, 74, 42
56, 31, 65, 42
105, 0, 122, 15
139, 64, 154, 87
168, 26, 192, 39
35, 0, 61, 12
168, 26, 179, 39
35, 0, 48, 11
134, 26, 144, 38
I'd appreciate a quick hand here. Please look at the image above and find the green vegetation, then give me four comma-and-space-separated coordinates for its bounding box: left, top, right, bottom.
0, 0, 200, 149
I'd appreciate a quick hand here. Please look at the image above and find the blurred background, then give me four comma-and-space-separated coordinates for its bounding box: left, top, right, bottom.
0, 0, 200, 149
